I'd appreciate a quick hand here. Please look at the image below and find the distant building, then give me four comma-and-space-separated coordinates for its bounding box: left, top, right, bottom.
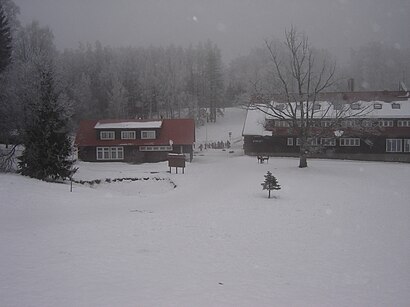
76, 119, 195, 163
242, 91, 410, 162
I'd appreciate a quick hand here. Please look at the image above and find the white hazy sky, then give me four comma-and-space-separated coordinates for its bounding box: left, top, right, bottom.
13, 0, 410, 63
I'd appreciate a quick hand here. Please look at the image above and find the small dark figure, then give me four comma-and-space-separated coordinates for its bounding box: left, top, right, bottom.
199, 144, 203, 151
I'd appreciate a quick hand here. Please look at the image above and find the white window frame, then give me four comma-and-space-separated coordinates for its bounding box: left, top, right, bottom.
141, 130, 156, 139
340, 138, 360, 146
307, 138, 319, 146
96, 147, 124, 160
398, 120, 410, 127
296, 138, 318, 146
386, 139, 402, 153
121, 131, 136, 140
321, 138, 336, 146
404, 139, 410, 153
373, 103, 382, 109
100, 131, 115, 140
275, 120, 290, 128
342, 120, 359, 128
361, 120, 373, 128
378, 120, 394, 127
139, 145, 172, 152
287, 138, 294, 146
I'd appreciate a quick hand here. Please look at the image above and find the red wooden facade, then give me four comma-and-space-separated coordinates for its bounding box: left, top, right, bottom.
75, 119, 195, 163
243, 91, 410, 162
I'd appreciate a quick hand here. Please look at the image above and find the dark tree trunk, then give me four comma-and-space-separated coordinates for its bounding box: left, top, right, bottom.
268, 190, 271, 198
299, 146, 308, 168
299, 156, 307, 168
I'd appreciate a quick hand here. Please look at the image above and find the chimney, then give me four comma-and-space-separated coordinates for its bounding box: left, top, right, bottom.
399, 81, 408, 92
348, 78, 355, 92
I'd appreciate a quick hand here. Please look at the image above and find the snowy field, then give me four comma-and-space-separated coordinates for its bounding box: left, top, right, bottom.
1, 107, 410, 306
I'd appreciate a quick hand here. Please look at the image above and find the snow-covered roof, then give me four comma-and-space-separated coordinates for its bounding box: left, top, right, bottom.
272, 99, 410, 119
243, 98, 410, 136
242, 105, 268, 136
94, 121, 163, 129
76, 119, 195, 147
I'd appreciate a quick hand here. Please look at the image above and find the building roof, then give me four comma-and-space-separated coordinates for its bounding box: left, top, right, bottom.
243, 92, 410, 136
242, 105, 269, 137
94, 120, 162, 129
76, 119, 195, 147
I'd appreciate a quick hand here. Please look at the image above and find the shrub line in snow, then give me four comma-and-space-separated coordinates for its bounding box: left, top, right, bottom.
72, 177, 177, 188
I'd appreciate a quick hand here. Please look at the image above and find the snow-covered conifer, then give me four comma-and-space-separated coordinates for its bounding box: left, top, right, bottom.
261, 171, 281, 198
18, 67, 75, 181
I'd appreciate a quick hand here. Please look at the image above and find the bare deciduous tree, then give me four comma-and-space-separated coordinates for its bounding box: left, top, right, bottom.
252, 27, 369, 168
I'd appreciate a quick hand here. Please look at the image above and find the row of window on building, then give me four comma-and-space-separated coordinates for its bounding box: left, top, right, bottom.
274, 119, 410, 128
100, 130, 156, 140
96, 145, 173, 160
286, 137, 410, 152
96, 147, 124, 160
274, 102, 401, 111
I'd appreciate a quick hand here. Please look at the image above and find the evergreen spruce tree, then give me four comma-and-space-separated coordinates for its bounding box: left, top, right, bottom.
261, 171, 281, 198
0, 4, 12, 74
18, 68, 75, 181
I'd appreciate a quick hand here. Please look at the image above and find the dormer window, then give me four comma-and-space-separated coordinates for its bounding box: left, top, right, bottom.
274, 103, 285, 111
121, 131, 136, 140
351, 103, 361, 110
141, 130, 156, 139
333, 102, 343, 110
100, 131, 115, 140
392, 103, 401, 109
374, 103, 382, 109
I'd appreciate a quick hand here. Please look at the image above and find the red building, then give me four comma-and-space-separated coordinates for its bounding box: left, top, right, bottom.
76, 119, 195, 163
242, 91, 410, 162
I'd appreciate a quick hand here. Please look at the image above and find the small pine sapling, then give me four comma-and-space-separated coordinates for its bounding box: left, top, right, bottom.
261, 171, 281, 198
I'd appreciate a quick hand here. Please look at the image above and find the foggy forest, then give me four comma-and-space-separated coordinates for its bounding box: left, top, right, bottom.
1, 0, 410, 137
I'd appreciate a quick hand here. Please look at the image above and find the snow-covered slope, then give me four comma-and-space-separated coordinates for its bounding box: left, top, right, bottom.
195, 107, 247, 146
1, 108, 410, 307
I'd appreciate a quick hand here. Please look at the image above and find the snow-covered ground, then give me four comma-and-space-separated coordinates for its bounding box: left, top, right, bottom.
1, 107, 410, 306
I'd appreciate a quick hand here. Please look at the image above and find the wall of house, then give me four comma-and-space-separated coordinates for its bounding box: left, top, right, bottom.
244, 136, 296, 155
78, 146, 96, 162
78, 145, 193, 163
244, 135, 410, 162
260, 152, 410, 163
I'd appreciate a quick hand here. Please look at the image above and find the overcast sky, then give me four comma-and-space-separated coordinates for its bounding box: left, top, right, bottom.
13, 0, 410, 63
